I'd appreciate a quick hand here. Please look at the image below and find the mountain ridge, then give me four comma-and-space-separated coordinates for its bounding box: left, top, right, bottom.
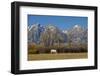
28, 23, 87, 45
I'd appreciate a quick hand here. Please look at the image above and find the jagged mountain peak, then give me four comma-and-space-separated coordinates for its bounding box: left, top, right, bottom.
62, 30, 68, 34
45, 24, 58, 32
28, 23, 41, 31
74, 25, 79, 27
46, 24, 57, 28
73, 25, 81, 29
71, 24, 84, 32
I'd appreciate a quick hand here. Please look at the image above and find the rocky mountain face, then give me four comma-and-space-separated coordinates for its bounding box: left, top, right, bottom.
67, 25, 87, 44
28, 24, 87, 47
28, 23, 44, 44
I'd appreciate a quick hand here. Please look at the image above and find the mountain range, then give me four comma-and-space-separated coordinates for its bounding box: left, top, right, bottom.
28, 23, 87, 46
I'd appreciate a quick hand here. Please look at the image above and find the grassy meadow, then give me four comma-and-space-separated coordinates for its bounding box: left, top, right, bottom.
28, 53, 87, 61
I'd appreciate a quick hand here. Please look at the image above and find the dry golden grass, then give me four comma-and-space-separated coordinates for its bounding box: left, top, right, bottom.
28, 53, 87, 61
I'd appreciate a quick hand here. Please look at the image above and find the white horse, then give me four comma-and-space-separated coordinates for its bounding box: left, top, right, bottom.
51, 49, 57, 54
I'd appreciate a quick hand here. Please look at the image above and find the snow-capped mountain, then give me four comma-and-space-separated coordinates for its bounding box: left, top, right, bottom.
28, 23, 44, 44
72, 25, 84, 32
28, 24, 87, 46
68, 25, 87, 44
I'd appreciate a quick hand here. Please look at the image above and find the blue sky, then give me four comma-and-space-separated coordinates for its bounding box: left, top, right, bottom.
28, 15, 88, 30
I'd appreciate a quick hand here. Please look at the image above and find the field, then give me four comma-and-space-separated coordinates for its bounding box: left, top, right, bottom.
28, 53, 87, 61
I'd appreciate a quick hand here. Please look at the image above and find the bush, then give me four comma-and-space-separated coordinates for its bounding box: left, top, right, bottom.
28, 43, 35, 50
28, 43, 88, 54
